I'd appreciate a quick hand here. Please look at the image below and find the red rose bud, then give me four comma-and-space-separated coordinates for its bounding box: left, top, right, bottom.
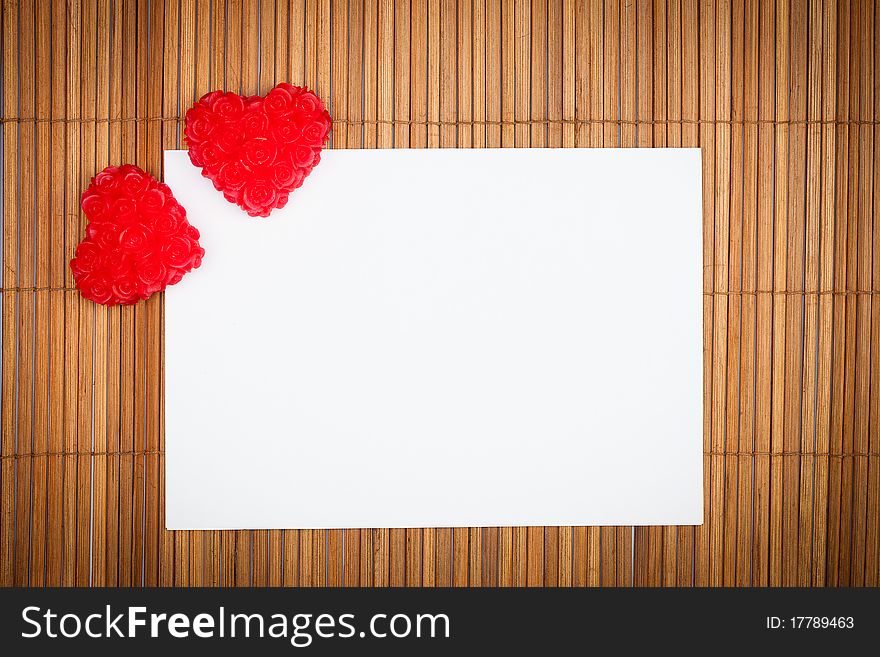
70, 164, 205, 306
241, 110, 270, 138
184, 82, 332, 218
210, 92, 246, 121
272, 159, 298, 188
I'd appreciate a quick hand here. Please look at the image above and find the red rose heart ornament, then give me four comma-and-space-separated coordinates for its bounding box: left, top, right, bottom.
70, 165, 205, 306
184, 83, 332, 217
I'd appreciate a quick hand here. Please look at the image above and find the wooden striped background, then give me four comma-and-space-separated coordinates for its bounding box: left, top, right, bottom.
1, 0, 878, 587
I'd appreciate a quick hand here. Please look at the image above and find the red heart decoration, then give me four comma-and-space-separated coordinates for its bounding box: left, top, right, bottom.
184, 83, 332, 217
70, 165, 205, 306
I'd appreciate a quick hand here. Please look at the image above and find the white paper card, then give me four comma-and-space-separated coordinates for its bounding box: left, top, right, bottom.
164, 148, 703, 530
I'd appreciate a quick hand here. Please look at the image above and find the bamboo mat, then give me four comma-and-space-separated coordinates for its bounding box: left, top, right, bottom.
1, 0, 878, 588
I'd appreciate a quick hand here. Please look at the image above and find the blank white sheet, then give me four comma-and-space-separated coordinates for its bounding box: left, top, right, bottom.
163, 148, 703, 530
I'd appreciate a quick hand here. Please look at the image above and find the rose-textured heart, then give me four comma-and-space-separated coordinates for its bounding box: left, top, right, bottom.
184, 83, 332, 217
70, 164, 205, 306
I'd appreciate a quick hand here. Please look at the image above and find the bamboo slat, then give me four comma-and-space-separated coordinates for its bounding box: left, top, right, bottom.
828, 0, 846, 588
753, 0, 774, 588
813, 0, 836, 589
737, 0, 757, 587
1, 0, 878, 588
145, 0, 165, 589
91, 0, 110, 589
15, 0, 36, 589
869, 0, 880, 587
799, 0, 822, 587
1, 0, 19, 587
29, 0, 51, 588
62, 0, 82, 588
46, 0, 68, 588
